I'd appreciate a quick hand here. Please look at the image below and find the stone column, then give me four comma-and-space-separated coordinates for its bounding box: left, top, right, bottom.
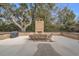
35, 18, 44, 33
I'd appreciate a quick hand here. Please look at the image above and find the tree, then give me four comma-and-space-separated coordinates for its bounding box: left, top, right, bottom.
31, 4, 58, 32
57, 7, 76, 31
0, 3, 32, 32
33, 4, 56, 21
0, 3, 57, 32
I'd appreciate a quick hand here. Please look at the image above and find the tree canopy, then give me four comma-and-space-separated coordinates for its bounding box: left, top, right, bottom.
0, 3, 79, 32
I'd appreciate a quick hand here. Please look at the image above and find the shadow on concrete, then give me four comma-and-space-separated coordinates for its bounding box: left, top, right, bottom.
34, 43, 61, 56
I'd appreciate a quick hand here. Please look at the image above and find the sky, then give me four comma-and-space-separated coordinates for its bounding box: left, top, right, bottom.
56, 3, 79, 18
16, 3, 79, 18
1, 3, 79, 20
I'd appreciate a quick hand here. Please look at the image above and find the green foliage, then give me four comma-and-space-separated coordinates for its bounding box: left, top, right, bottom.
44, 20, 60, 32
0, 23, 19, 32
0, 21, 35, 32
44, 21, 54, 32
26, 20, 35, 32
57, 7, 76, 32
0, 3, 79, 32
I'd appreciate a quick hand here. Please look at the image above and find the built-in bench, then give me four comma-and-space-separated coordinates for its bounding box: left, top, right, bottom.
29, 33, 53, 41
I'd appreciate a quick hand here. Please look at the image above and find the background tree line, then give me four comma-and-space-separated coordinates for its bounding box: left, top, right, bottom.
0, 3, 79, 32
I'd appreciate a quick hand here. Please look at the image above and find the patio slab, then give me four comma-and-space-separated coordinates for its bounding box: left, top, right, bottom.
0, 35, 79, 56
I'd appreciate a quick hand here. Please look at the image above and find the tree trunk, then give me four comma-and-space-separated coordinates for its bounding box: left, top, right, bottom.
11, 16, 32, 32
21, 28, 26, 32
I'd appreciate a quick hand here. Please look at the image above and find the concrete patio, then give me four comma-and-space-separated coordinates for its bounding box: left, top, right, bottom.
0, 35, 79, 56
